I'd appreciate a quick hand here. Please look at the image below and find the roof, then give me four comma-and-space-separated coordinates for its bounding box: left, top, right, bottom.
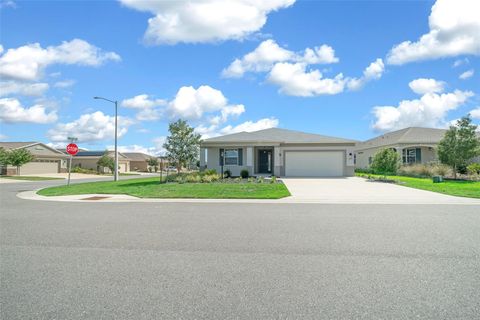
0, 142, 38, 150
356, 127, 448, 150
75, 151, 128, 159
202, 128, 357, 144
123, 152, 154, 161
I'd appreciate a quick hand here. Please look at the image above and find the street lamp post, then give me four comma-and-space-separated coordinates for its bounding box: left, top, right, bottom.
93, 96, 119, 182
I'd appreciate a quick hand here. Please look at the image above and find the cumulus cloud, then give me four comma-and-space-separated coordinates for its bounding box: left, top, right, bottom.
387, 0, 480, 65
346, 58, 385, 91
47, 111, 134, 143
470, 107, 480, 119
0, 97, 57, 123
408, 78, 445, 95
459, 69, 474, 80
108, 138, 167, 156
195, 117, 279, 139
222, 39, 338, 78
0, 81, 49, 97
372, 81, 473, 131
119, 0, 295, 45
0, 39, 121, 81
121, 94, 167, 121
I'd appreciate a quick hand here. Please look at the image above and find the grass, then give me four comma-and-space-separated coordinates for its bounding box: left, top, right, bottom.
0, 175, 64, 181
356, 173, 480, 199
37, 177, 291, 199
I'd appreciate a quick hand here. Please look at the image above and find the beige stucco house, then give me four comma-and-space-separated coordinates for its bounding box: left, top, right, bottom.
123, 152, 155, 172
72, 151, 130, 173
355, 127, 448, 168
0, 142, 68, 175
200, 128, 357, 177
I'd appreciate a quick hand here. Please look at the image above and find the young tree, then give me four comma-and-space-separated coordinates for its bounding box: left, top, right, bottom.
371, 148, 399, 176
97, 152, 115, 173
163, 119, 202, 173
147, 157, 159, 172
438, 116, 480, 179
8, 149, 34, 175
0, 147, 9, 166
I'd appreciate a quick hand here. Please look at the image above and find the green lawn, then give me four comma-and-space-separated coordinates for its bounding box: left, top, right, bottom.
0, 176, 64, 181
356, 173, 480, 199
37, 177, 291, 199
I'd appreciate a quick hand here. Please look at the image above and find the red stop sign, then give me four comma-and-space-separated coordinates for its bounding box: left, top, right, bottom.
66, 143, 79, 155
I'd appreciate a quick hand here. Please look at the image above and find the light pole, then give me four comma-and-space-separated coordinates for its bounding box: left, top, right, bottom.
93, 96, 119, 182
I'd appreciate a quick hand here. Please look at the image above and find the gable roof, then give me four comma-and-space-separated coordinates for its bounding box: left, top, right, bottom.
75, 151, 129, 159
123, 152, 154, 161
202, 128, 356, 144
0, 141, 66, 155
356, 127, 448, 150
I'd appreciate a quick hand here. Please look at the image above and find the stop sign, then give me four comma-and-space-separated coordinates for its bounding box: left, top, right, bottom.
66, 143, 79, 156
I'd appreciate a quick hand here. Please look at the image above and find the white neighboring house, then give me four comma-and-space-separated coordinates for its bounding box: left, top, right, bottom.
200, 128, 357, 177
0, 142, 68, 175
355, 127, 480, 169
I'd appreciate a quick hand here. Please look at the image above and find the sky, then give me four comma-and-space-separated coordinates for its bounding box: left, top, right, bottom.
0, 0, 479, 155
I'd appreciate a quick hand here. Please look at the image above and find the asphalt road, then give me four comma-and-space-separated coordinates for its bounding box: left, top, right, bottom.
1, 179, 480, 319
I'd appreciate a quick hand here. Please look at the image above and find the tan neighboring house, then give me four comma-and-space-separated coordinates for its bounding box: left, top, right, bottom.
200, 128, 357, 177
72, 151, 130, 173
123, 152, 156, 172
0, 142, 68, 175
355, 127, 449, 168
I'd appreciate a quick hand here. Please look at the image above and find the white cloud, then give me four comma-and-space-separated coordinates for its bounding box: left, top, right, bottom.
408, 78, 445, 95
195, 117, 278, 139
459, 69, 474, 80
222, 39, 338, 78
120, 0, 295, 45
47, 111, 133, 143
53, 79, 75, 88
267, 62, 346, 96
452, 58, 469, 67
0, 81, 49, 97
121, 94, 167, 121
168, 85, 244, 120
0, 39, 121, 81
372, 84, 474, 131
387, 0, 480, 65
0, 98, 57, 124
470, 107, 480, 119
107, 141, 166, 156
346, 58, 385, 90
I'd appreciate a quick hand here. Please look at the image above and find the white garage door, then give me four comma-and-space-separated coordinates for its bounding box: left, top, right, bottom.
19, 161, 59, 175
285, 151, 344, 177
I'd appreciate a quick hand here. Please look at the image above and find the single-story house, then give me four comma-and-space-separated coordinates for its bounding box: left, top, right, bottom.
200, 128, 357, 177
72, 151, 130, 173
123, 152, 156, 172
0, 142, 68, 175
355, 127, 449, 168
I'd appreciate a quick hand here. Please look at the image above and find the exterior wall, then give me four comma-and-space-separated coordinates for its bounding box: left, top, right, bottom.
130, 160, 148, 172
355, 144, 438, 169
204, 147, 252, 176
72, 157, 130, 173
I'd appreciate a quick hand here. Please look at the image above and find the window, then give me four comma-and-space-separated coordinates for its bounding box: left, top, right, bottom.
224, 149, 238, 165
402, 148, 421, 164
368, 157, 372, 165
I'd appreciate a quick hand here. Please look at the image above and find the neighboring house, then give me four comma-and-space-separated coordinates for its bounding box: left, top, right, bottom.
72, 151, 130, 173
355, 127, 449, 168
123, 152, 155, 172
0, 142, 68, 175
200, 128, 356, 177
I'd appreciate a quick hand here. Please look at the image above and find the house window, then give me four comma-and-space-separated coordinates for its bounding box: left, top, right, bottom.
402, 148, 421, 164
224, 149, 239, 165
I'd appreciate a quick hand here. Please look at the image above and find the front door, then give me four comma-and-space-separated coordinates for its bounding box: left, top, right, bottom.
258, 149, 272, 174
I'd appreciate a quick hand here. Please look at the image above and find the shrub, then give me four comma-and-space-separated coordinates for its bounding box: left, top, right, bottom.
371, 148, 399, 175
204, 169, 217, 175
247, 177, 255, 183
240, 169, 249, 178
201, 173, 220, 183
224, 169, 232, 178
432, 164, 451, 177
270, 176, 277, 184
467, 163, 480, 176
185, 174, 201, 183
256, 176, 265, 183
71, 167, 98, 174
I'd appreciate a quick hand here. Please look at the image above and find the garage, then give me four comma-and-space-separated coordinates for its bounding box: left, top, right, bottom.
19, 161, 59, 175
285, 151, 344, 177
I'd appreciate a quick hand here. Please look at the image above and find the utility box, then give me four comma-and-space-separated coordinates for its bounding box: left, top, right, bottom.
432, 176, 443, 183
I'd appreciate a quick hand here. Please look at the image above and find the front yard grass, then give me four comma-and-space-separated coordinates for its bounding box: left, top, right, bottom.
37, 177, 291, 199
356, 173, 480, 199
0, 176, 64, 181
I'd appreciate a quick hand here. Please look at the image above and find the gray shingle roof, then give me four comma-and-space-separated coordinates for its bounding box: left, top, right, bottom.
123, 152, 154, 161
356, 127, 448, 150
0, 142, 37, 150
202, 128, 356, 144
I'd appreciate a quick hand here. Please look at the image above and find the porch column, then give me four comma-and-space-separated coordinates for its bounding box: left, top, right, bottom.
273, 146, 281, 176
396, 147, 403, 165
199, 147, 206, 170
246, 147, 254, 175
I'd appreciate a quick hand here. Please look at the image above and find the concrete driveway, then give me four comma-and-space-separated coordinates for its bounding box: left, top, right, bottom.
281, 177, 480, 204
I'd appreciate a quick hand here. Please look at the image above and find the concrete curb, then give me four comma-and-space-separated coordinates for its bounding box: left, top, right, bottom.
17, 189, 480, 205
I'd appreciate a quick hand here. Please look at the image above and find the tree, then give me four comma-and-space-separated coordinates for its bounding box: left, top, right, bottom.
438, 116, 480, 179
147, 157, 159, 172
371, 148, 399, 176
97, 152, 115, 173
163, 119, 202, 173
0, 147, 9, 166
8, 148, 34, 175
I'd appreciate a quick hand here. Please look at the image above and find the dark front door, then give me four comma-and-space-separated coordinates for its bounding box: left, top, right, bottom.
258, 149, 272, 174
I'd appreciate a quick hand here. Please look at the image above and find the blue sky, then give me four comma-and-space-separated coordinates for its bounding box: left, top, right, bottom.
0, 0, 479, 155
